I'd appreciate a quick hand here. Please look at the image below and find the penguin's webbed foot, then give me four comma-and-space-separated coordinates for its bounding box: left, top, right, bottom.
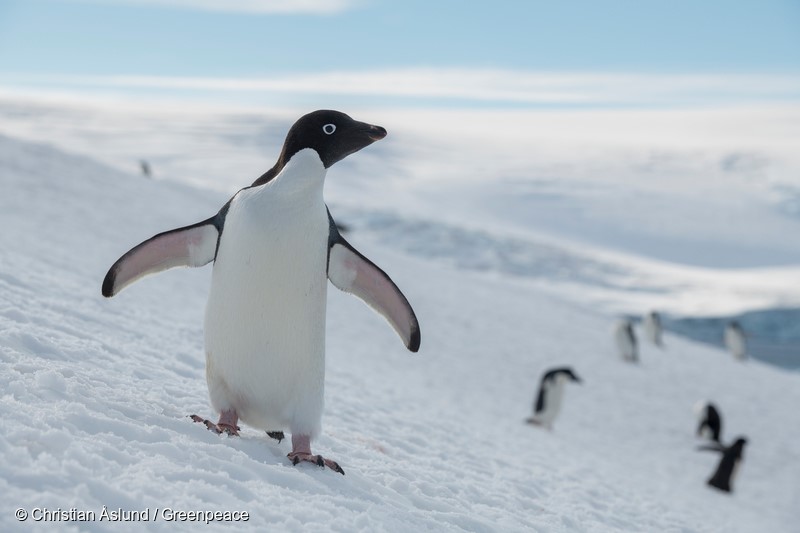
267, 431, 285, 443
525, 417, 553, 431
287, 452, 345, 475
190, 414, 240, 436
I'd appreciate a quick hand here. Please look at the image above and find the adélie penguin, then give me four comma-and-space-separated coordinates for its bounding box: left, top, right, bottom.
698, 437, 747, 493
614, 319, 638, 362
643, 310, 663, 347
102, 110, 421, 474
724, 321, 747, 361
525, 367, 581, 430
694, 401, 722, 443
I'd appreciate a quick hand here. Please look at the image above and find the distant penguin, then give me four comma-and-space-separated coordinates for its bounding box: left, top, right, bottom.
724, 321, 747, 361
694, 401, 722, 443
103, 110, 421, 474
140, 159, 152, 178
643, 310, 663, 347
698, 437, 747, 493
614, 319, 638, 362
526, 367, 581, 430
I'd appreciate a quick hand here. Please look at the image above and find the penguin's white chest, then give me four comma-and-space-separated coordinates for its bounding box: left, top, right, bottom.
724, 328, 747, 360
538, 380, 565, 424
615, 324, 636, 361
644, 316, 661, 344
204, 150, 330, 436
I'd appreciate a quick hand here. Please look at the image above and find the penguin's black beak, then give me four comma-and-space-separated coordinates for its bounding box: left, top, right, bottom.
325, 121, 387, 167
365, 124, 387, 142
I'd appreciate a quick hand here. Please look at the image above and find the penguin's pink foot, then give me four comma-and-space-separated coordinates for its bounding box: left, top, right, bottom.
524, 418, 552, 431
288, 452, 345, 475
288, 434, 345, 475
190, 410, 240, 436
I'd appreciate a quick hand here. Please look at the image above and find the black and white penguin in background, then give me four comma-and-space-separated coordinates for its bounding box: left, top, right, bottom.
103, 110, 421, 474
698, 437, 748, 493
614, 319, 638, 362
525, 367, 582, 430
694, 401, 722, 443
139, 159, 152, 178
643, 310, 663, 347
724, 321, 747, 361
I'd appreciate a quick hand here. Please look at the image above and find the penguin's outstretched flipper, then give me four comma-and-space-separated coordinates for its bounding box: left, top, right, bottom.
103, 215, 223, 297
327, 233, 421, 352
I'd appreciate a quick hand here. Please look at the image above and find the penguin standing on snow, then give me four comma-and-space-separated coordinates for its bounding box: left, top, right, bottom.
698, 437, 747, 493
724, 321, 747, 361
103, 110, 421, 474
643, 310, 663, 347
614, 319, 638, 362
525, 367, 581, 430
694, 401, 722, 443
139, 159, 152, 178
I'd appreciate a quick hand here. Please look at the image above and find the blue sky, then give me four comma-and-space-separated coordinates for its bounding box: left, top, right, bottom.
0, 0, 798, 108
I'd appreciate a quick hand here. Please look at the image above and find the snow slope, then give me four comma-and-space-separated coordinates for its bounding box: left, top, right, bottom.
1, 129, 799, 531
2, 93, 800, 319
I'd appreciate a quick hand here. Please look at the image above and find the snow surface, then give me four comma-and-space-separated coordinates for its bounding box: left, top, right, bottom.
1, 97, 799, 531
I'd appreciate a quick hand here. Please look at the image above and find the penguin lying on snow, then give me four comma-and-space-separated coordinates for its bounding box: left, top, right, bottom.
525, 367, 581, 430
694, 401, 722, 443
698, 437, 747, 493
103, 110, 421, 474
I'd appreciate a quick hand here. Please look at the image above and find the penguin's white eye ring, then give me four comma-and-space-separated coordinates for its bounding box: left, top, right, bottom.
322, 124, 336, 135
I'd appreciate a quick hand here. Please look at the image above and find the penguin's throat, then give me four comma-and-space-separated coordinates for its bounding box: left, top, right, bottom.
268, 148, 328, 197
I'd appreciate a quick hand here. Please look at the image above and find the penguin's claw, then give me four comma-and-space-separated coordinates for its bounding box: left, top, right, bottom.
267, 431, 285, 443
190, 414, 218, 433
218, 423, 240, 436
287, 452, 345, 475
189, 415, 240, 436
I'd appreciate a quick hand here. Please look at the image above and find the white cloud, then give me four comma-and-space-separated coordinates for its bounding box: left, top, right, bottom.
69, 0, 361, 14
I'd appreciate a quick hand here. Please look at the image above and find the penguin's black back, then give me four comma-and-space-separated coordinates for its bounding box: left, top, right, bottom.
698, 403, 722, 442
534, 367, 579, 413
707, 438, 747, 493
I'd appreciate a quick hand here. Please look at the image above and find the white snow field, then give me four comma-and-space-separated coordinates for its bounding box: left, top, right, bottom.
1, 96, 799, 531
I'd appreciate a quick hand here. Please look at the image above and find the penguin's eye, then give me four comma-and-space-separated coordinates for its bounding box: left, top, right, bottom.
322, 124, 336, 135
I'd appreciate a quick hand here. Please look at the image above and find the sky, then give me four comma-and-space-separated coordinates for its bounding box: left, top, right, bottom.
0, 0, 798, 108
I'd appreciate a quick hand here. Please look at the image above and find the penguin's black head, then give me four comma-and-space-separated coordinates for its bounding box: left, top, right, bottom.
544, 366, 582, 384
565, 368, 582, 383
281, 110, 387, 169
